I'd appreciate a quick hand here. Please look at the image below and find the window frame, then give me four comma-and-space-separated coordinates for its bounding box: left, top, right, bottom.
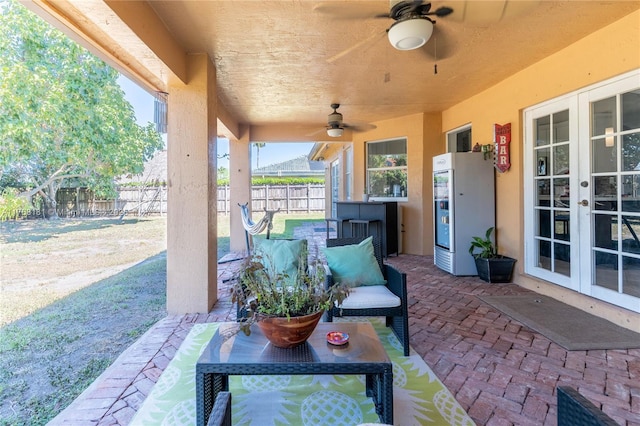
447, 124, 473, 153
365, 137, 408, 201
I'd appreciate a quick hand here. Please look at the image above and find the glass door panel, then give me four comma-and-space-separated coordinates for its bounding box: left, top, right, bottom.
434, 170, 451, 249
622, 259, 640, 297
589, 88, 640, 306
533, 109, 571, 276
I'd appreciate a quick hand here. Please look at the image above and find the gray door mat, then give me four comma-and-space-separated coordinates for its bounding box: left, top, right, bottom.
479, 294, 640, 351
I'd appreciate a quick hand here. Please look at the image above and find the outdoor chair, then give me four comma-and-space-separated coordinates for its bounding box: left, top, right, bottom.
557, 386, 618, 426
206, 391, 231, 426
324, 237, 410, 356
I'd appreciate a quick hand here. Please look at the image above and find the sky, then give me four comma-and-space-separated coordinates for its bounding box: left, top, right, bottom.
117, 76, 315, 171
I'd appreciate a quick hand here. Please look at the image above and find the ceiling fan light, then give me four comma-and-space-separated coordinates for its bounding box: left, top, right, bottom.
327, 127, 343, 137
388, 18, 434, 50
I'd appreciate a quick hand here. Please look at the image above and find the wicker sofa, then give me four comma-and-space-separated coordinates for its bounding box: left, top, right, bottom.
557, 386, 618, 426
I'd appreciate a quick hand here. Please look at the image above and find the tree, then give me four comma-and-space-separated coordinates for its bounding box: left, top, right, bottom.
0, 0, 163, 218
217, 166, 229, 181
253, 142, 266, 169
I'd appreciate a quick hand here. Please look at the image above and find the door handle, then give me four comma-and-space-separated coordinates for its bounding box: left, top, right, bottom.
578, 199, 589, 206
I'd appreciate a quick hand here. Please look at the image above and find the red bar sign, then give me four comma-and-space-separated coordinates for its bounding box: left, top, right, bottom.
494, 123, 511, 173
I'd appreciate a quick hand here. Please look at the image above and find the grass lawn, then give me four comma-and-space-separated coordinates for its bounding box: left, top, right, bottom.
0, 212, 323, 425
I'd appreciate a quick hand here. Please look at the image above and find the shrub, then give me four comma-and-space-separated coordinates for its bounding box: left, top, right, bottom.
0, 188, 31, 221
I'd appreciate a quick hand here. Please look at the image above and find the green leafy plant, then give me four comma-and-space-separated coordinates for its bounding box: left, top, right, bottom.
0, 188, 31, 220
469, 227, 498, 259
231, 247, 349, 335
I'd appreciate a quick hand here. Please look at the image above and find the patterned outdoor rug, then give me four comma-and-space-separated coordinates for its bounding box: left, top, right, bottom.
131, 318, 475, 426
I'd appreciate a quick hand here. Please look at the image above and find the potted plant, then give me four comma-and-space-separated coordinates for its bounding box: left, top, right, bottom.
468, 227, 516, 283
231, 245, 350, 348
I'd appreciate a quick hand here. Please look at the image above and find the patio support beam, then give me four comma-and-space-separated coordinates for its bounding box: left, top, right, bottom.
166, 54, 218, 314
229, 126, 252, 253
217, 102, 240, 141
104, 0, 187, 83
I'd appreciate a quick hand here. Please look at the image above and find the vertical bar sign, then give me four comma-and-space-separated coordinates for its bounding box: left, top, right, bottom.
494, 123, 511, 173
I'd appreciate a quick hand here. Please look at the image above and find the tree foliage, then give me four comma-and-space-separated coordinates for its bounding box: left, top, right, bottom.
216, 176, 325, 186
0, 0, 163, 218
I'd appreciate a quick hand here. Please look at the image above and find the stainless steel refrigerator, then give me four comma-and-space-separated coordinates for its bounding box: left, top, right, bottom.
433, 152, 495, 275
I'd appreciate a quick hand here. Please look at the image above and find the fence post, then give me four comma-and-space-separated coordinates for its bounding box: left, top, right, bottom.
286, 184, 290, 214
265, 185, 269, 211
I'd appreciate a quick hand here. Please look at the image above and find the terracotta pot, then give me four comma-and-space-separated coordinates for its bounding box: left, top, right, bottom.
257, 310, 323, 348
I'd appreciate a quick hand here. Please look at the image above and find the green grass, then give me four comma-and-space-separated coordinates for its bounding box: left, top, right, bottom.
273, 214, 325, 238
0, 212, 324, 425
217, 214, 231, 259
0, 255, 167, 425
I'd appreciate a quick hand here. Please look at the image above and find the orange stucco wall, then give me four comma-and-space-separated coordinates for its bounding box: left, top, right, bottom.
166, 54, 218, 314
316, 11, 640, 330
229, 126, 252, 253
344, 112, 441, 255
440, 11, 640, 330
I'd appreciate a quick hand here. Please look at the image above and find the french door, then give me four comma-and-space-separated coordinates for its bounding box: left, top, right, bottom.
525, 98, 578, 289
525, 71, 640, 312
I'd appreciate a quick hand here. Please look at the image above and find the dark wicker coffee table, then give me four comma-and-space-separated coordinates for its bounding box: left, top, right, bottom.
196, 321, 393, 425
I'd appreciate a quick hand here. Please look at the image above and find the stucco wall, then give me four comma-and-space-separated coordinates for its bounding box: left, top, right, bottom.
442, 10, 639, 259
440, 11, 640, 330
322, 112, 443, 256
167, 54, 219, 314
319, 11, 640, 264
350, 114, 428, 254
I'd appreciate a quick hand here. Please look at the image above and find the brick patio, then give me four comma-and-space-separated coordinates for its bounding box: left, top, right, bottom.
49, 222, 640, 426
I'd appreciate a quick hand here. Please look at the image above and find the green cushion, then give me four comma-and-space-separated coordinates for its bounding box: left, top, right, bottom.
254, 239, 307, 284
322, 236, 386, 287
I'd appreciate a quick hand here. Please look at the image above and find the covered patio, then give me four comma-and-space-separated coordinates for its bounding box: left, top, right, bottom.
20, 0, 640, 424
24, 0, 640, 331
49, 222, 640, 425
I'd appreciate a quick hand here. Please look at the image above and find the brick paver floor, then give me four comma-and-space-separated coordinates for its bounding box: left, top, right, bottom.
49, 222, 640, 425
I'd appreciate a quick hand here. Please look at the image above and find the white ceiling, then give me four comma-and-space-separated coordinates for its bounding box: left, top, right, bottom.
35, 1, 640, 134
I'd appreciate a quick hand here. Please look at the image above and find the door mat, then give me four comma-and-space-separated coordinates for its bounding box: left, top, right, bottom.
130, 317, 475, 426
479, 295, 640, 351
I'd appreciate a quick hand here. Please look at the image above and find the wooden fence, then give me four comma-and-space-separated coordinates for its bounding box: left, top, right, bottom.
53, 184, 326, 217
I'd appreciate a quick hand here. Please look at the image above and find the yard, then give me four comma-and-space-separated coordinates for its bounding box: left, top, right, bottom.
0, 213, 322, 425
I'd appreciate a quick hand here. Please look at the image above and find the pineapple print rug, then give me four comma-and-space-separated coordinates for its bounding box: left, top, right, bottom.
131, 318, 475, 426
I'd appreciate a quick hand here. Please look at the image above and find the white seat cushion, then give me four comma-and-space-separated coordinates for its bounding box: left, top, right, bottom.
338, 285, 401, 309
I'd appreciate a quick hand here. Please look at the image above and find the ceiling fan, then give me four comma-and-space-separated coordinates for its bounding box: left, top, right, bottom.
378, 1, 453, 51
322, 1, 454, 64
312, 104, 375, 138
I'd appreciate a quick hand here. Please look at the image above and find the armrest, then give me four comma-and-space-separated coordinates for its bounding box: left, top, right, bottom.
383, 263, 407, 299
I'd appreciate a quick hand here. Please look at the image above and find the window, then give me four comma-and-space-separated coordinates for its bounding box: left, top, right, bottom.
447, 125, 472, 152
366, 138, 407, 199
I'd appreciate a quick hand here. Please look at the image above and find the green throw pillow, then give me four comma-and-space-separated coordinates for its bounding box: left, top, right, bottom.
254, 239, 307, 284
322, 236, 386, 287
